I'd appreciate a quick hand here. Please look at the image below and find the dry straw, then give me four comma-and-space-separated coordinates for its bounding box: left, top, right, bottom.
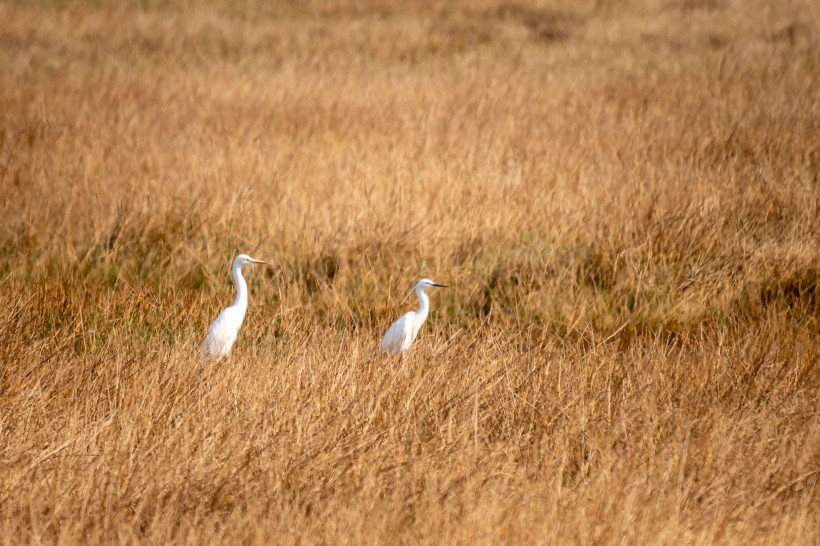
1, 0, 818, 544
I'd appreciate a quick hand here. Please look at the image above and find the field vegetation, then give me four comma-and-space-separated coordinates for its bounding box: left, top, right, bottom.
1, 0, 818, 543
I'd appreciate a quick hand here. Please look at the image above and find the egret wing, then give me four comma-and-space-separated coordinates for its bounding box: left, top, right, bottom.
202, 307, 242, 360
381, 312, 415, 356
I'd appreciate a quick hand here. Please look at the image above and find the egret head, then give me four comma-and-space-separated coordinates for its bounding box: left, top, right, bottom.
400, 278, 448, 304
418, 278, 448, 290
233, 254, 267, 269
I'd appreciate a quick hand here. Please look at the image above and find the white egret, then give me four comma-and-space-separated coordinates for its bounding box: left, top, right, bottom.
380, 278, 449, 356
202, 254, 266, 361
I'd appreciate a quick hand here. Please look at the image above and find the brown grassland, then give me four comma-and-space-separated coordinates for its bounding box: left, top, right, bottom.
1, 0, 819, 543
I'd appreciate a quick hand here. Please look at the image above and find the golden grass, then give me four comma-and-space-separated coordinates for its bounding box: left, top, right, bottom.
1, 0, 818, 543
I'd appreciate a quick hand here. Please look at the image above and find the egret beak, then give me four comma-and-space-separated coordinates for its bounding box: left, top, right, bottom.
247, 258, 267, 265
430, 282, 448, 288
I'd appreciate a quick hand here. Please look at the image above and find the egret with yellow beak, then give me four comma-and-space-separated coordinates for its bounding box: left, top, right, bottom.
202, 254, 266, 361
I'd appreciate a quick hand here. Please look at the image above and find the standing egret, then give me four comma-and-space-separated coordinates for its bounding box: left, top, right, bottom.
381, 278, 449, 356
202, 254, 266, 361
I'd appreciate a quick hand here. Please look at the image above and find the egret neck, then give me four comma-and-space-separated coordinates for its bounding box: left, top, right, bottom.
231, 259, 249, 312
414, 283, 431, 330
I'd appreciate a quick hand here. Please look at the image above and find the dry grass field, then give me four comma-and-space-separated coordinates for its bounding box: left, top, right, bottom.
1, 0, 819, 543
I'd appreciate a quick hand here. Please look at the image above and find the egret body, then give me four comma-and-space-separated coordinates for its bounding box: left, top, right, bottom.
380, 278, 448, 356
202, 254, 266, 361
